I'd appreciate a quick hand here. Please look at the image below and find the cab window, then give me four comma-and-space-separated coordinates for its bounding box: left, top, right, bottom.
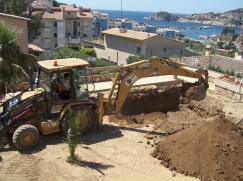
73, 67, 89, 101
39, 71, 51, 92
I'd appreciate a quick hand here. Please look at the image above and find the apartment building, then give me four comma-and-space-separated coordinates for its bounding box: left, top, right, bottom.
32, 3, 93, 57
93, 11, 109, 37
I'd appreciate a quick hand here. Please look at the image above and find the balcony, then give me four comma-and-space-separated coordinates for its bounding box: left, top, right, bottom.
66, 37, 81, 44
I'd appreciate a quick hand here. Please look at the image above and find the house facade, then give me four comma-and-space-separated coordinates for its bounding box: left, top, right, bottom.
0, 13, 30, 53
102, 28, 186, 59
32, 4, 93, 57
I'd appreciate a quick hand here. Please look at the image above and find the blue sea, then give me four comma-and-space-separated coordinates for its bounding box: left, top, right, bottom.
95, 9, 241, 40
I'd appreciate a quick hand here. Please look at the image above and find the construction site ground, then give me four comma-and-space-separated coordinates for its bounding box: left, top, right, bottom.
0, 74, 243, 181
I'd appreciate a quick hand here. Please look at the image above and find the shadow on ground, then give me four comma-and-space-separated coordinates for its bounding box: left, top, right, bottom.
70, 158, 114, 175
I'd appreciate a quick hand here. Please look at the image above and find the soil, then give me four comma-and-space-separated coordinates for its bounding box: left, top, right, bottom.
152, 117, 243, 181
121, 83, 207, 116
110, 96, 224, 134
0, 81, 243, 181
121, 87, 180, 116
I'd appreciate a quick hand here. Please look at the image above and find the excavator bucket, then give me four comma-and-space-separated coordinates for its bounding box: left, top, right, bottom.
188, 84, 207, 101
181, 82, 208, 103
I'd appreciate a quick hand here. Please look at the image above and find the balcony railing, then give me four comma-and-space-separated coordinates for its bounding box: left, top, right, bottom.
66, 37, 81, 44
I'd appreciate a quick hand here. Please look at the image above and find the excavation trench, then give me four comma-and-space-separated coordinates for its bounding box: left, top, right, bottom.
121, 83, 202, 116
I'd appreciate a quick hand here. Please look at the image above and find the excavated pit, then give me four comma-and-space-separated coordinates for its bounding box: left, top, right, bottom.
121, 87, 180, 116
120, 83, 204, 116
152, 117, 243, 181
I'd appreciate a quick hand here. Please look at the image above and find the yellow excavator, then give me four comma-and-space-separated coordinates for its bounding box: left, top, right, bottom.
0, 56, 208, 150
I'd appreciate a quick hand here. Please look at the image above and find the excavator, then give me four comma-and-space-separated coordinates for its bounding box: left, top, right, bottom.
0, 56, 208, 150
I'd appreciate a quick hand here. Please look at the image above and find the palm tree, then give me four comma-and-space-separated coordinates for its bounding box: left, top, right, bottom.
0, 22, 37, 99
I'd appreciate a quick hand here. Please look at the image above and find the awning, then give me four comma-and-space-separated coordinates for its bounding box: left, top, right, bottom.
28, 44, 45, 53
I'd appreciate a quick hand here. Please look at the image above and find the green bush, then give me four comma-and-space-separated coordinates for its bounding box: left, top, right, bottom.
80, 48, 97, 57
236, 73, 242, 79
126, 55, 144, 64
91, 58, 116, 67
100, 70, 110, 75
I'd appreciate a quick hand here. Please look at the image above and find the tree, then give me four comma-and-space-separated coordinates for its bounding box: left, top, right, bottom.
0, 0, 32, 16
28, 13, 43, 42
0, 22, 37, 99
0, 0, 43, 43
67, 109, 87, 163
217, 41, 224, 49
221, 27, 235, 35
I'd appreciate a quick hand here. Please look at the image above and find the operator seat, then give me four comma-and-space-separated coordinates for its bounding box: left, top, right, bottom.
56, 82, 71, 99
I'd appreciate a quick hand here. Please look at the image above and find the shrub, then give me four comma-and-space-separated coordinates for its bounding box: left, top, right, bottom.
126, 55, 144, 64
100, 70, 110, 75
236, 73, 242, 79
80, 48, 97, 57
91, 58, 116, 67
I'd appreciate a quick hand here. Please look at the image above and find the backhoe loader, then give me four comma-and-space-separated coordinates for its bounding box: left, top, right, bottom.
0, 56, 208, 150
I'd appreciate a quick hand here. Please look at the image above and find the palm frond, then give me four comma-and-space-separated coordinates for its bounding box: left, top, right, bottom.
67, 108, 87, 161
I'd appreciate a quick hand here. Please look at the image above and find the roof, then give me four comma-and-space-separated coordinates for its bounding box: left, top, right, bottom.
38, 58, 89, 72
102, 28, 157, 41
0, 13, 31, 21
60, 5, 79, 12
78, 12, 93, 18
40, 8, 93, 20
28, 44, 45, 53
42, 11, 63, 20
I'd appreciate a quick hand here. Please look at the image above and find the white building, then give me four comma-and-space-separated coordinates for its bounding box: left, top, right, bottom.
32, 3, 93, 58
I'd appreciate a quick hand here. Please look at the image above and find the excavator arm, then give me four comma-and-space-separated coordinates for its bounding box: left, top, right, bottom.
103, 56, 208, 115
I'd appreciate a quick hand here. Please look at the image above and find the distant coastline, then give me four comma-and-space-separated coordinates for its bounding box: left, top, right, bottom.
96, 9, 241, 40
144, 8, 243, 28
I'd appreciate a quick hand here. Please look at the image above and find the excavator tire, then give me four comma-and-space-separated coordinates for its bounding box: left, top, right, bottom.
13, 124, 39, 151
60, 105, 97, 135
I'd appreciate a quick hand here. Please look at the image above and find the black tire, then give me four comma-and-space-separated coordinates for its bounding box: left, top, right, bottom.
60, 105, 97, 135
12, 125, 39, 151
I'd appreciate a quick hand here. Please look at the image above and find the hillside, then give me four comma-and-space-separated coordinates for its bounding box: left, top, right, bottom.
145, 11, 179, 21
146, 8, 243, 27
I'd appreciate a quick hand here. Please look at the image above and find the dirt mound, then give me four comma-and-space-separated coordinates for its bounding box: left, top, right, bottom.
152, 117, 243, 181
109, 96, 224, 134
121, 87, 180, 116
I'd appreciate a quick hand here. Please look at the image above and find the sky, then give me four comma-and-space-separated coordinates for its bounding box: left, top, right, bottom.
58, 0, 242, 14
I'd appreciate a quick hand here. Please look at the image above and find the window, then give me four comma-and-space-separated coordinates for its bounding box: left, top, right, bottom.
54, 43, 58, 48
54, 33, 57, 37
78, 32, 80, 36
163, 47, 167, 52
78, 22, 80, 26
67, 11, 71, 15
43, 32, 50, 38
44, 42, 50, 49
73, 67, 89, 101
136, 47, 141, 54
54, 22, 57, 27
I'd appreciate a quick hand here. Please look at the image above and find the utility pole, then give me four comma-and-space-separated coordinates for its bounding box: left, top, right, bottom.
121, 0, 123, 19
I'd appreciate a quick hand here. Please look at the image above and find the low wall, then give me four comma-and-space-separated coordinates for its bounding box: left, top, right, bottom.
214, 78, 243, 95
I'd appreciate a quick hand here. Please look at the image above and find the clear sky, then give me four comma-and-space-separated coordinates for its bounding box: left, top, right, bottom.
58, 0, 242, 14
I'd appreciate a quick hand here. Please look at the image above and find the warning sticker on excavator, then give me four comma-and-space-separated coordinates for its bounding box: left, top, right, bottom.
125, 74, 139, 86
